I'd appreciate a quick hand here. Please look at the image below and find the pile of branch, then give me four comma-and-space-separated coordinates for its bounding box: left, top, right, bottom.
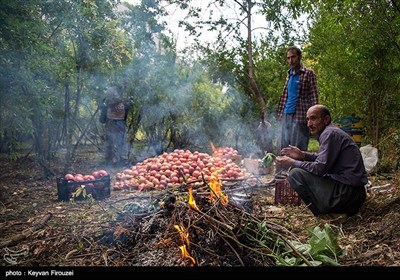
111, 184, 313, 266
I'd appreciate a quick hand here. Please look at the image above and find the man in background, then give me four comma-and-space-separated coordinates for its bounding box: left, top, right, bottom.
277, 46, 319, 151
103, 85, 133, 167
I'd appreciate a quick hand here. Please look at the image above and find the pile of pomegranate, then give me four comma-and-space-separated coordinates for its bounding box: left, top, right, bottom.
113, 148, 253, 191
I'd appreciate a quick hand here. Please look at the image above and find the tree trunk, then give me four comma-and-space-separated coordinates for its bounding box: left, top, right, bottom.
63, 84, 73, 173
246, 0, 265, 119
245, 0, 272, 154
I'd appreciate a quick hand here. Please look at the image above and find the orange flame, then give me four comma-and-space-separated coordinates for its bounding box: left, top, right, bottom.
209, 172, 228, 206
178, 244, 196, 266
174, 225, 195, 266
174, 224, 190, 247
209, 141, 216, 152
188, 187, 200, 211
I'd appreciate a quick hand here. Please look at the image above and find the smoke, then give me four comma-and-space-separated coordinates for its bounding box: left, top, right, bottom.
125, 61, 276, 160
121, 59, 274, 161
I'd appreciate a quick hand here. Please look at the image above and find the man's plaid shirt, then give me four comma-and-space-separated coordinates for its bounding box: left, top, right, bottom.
277, 65, 319, 124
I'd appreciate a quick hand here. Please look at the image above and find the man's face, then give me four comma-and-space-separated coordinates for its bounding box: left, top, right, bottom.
286, 50, 301, 69
306, 107, 328, 136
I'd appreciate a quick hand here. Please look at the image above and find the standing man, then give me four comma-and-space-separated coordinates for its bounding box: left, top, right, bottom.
275, 104, 368, 217
278, 46, 319, 151
104, 85, 133, 167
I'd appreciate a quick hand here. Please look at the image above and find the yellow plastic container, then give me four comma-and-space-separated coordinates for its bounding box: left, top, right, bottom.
352, 120, 363, 129
348, 129, 363, 147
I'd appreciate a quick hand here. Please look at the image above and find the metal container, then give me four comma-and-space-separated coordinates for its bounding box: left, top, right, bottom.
228, 187, 253, 212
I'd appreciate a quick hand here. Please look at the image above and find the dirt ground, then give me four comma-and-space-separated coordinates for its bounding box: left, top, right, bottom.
0, 146, 399, 272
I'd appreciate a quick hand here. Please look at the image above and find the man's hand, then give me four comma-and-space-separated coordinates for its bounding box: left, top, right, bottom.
280, 145, 305, 160
275, 155, 296, 169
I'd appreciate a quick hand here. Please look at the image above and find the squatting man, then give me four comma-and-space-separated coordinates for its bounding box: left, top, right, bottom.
275, 104, 368, 217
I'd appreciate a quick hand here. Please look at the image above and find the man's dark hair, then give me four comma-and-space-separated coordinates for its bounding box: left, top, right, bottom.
319, 105, 331, 118
286, 46, 302, 58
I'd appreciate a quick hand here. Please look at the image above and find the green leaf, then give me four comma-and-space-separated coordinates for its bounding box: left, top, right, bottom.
259, 152, 276, 168
307, 223, 344, 265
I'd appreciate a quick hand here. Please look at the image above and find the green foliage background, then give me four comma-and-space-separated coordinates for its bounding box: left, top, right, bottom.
0, 0, 399, 173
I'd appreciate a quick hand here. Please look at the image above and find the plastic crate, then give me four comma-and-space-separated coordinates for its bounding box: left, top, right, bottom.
274, 177, 302, 206
57, 175, 110, 201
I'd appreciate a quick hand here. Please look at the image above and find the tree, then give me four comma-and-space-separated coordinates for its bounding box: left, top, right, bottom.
163, 0, 306, 154
0, 0, 62, 171
0, 0, 133, 174
307, 0, 400, 149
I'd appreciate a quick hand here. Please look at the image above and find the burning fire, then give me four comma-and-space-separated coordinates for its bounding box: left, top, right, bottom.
174, 224, 195, 266
209, 172, 228, 206
209, 141, 217, 153
188, 187, 200, 211
178, 245, 196, 266
174, 224, 190, 247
